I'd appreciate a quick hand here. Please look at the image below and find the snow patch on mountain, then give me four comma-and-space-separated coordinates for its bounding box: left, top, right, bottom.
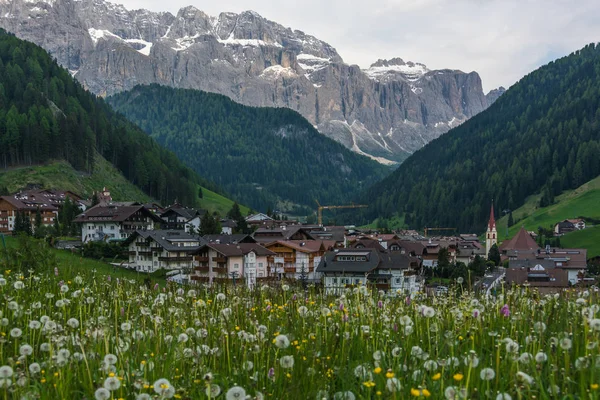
172, 34, 200, 51
217, 34, 282, 48
260, 65, 298, 80
88, 28, 121, 45
365, 58, 429, 82
125, 38, 153, 56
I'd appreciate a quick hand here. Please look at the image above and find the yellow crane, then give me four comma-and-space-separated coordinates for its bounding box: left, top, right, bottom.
423, 227, 456, 237
315, 200, 368, 226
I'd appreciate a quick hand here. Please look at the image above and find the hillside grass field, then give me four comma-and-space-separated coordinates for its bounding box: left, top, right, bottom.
0, 156, 250, 216
0, 156, 151, 202
497, 175, 600, 239
496, 175, 600, 257
198, 187, 251, 217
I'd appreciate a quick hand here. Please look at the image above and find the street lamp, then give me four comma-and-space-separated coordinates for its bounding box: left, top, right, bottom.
230, 271, 239, 286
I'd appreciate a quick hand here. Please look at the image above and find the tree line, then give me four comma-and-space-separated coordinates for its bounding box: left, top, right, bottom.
364, 43, 600, 232
107, 84, 389, 212
0, 30, 216, 207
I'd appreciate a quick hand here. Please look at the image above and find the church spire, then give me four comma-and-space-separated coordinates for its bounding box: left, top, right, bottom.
488, 201, 496, 230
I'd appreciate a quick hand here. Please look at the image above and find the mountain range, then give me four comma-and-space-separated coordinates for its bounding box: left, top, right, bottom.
0, 0, 504, 164
365, 43, 600, 232
107, 84, 389, 213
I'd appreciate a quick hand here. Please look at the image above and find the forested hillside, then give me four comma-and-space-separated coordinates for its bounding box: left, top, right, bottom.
108, 85, 389, 212
366, 43, 600, 232
0, 30, 213, 206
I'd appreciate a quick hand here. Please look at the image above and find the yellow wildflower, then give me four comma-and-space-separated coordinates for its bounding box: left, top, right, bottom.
453, 373, 464, 381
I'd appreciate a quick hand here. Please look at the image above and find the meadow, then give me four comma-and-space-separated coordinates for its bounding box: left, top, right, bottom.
1, 247, 600, 399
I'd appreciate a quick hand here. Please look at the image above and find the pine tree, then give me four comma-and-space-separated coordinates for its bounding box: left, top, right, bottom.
507, 211, 514, 227
13, 211, 22, 234
299, 261, 308, 291
198, 187, 203, 199
53, 213, 60, 235
91, 192, 99, 207
488, 244, 501, 266
35, 207, 42, 231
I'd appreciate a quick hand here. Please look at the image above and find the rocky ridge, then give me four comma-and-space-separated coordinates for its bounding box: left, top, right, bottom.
0, 0, 503, 163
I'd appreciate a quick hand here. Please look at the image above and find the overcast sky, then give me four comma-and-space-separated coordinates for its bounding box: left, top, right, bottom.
119, 0, 600, 92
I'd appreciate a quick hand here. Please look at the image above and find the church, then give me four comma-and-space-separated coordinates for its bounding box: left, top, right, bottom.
485, 203, 497, 258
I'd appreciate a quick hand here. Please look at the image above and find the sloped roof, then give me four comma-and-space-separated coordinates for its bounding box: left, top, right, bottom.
265, 240, 336, 253
316, 248, 380, 273
500, 227, 540, 252
379, 252, 421, 270
202, 234, 255, 244
0, 196, 58, 212
202, 243, 275, 257
161, 205, 204, 220
126, 230, 204, 252
74, 205, 162, 223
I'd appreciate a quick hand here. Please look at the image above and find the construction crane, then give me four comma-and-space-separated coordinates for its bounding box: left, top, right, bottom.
315, 200, 368, 226
423, 227, 456, 237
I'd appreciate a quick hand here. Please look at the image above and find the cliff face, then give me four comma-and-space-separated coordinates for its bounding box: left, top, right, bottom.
0, 0, 493, 163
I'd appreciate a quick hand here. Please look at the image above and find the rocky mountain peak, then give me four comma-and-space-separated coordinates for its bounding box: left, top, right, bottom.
364, 57, 430, 82
0, 0, 494, 164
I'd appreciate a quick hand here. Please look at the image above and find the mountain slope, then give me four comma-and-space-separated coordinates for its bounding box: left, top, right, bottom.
0, 0, 495, 163
0, 29, 217, 207
496, 175, 600, 240
108, 84, 389, 212
0, 158, 151, 202
365, 43, 600, 232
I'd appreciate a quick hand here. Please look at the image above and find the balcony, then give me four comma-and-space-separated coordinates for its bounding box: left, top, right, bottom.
137, 242, 150, 248
190, 276, 210, 282
150, 247, 163, 252
284, 267, 297, 273
195, 266, 210, 273
195, 256, 209, 263
284, 257, 294, 263
159, 256, 193, 262
213, 257, 226, 263
213, 267, 228, 274
128, 251, 137, 256
138, 251, 152, 256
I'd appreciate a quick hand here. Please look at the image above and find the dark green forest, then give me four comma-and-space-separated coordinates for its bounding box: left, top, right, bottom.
365, 43, 600, 232
108, 84, 389, 212
0, 30, 212, 206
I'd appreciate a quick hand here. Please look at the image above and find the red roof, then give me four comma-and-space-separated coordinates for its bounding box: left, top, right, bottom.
488, 203, 496, 230
499, 227, 540, 252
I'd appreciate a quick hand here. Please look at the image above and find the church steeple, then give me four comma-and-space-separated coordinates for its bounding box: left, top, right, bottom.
486, 201, 497, 257
488, 202, 496, 230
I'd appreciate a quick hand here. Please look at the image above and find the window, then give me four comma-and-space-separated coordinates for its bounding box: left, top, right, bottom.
354, 279, 360, 284
234, 263, 239, 269
395, 278, 402, 284
332, 278, 337, 284
258, 262, 264, 268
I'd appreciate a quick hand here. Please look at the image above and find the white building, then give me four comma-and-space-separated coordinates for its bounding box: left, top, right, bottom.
74, 205, 162, 243
126, 230, 202, 273
317, 248, 422, 295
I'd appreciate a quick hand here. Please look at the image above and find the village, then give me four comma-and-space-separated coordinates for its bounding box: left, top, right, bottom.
0, 187, 592, 295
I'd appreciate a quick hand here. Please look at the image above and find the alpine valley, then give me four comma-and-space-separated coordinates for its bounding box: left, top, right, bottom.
0, 0, 504, 164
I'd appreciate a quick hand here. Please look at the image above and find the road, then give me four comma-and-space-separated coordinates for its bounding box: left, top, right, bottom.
474, 267, 505, 295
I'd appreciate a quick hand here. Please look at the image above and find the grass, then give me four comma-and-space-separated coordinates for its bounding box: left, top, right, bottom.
2, 235, 163, 283
497, 175, 600, 242
1, 253, 600, 399
362, 214, 407, 230
561, 225, 600, 259
0, 156, 151, 202
198, 186, 251, 217
0, 156, 251, 216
